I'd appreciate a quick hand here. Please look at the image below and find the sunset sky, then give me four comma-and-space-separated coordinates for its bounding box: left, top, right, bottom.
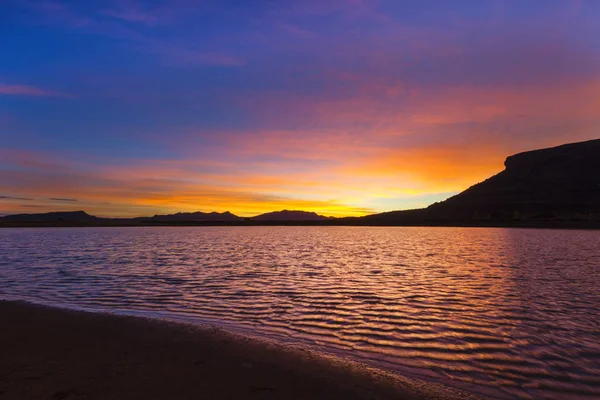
1, 0, 599, 217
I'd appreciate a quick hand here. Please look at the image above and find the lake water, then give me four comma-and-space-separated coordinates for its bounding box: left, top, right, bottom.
1, 226, 599, 399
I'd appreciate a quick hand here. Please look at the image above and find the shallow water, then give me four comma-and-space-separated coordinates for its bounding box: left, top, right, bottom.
1, 226, 599, 399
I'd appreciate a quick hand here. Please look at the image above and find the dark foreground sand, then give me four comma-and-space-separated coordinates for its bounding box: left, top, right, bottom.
0, 301, 480, 400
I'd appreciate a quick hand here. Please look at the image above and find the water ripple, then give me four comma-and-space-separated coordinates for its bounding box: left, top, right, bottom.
0, 226, 599, 400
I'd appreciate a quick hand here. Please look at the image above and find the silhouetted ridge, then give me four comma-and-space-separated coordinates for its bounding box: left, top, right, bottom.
0, 211, 98, 222
2, 139, 599, 228
432, 139, 600, 217
364, 138, 600, 223
252, 210, 329, 221
147, 211, 242, 222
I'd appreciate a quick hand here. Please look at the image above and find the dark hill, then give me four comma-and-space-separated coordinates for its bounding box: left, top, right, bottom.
431, 139, 600, 218
0, 211, 98, 223
1, 139, 599, 228
251, 210, 329, 221
363, 139, 600, 224
146, 211, 242, 222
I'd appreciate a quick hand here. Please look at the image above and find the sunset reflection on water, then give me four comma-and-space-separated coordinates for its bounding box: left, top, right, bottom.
1, 227, 599, 399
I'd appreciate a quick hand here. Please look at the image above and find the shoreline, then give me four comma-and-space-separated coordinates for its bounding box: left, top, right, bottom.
0, 300, 482, 400
1, 222, 599, 231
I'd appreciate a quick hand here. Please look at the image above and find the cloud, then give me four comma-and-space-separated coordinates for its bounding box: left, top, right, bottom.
4, 0, 600, 217
48, 197, 78, 202
272, 0, 375, 17
168, 74, 600, 199
0, 153, 373, 217
0, 83, 71, 97
0, 195, 34, 201
101, 0, 202, 25
102, 1, 162, 25
276, 23, 317, 39
16, 1, 243, 67
103, 9, 157, 24
139, 41, 246, 67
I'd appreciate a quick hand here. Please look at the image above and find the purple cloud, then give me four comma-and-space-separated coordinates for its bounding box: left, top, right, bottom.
102, 0, 166, 25
140, 41, 246, 67
15, 1, 243, 67
48, 197, 78, 202
0, 83, 71, 97
0, 195, 34, 201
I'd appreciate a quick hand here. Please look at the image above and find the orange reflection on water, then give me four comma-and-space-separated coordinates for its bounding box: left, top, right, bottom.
0, 227, 599, 399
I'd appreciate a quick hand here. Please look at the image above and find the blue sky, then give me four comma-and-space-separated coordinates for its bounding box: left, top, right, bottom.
1, 0, 599, 216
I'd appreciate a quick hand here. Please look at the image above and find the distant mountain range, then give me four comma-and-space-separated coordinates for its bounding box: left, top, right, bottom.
250, 210, 328, 221
0, 210, 100, 223
0, 209, 329, 225
145, 211, 242, 222
2, 139, 599, 228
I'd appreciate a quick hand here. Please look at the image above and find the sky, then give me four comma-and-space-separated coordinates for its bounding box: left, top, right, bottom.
1, 0, 599, 217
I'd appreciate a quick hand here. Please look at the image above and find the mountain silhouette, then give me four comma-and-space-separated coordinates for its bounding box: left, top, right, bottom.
432, 139, 600, 216
146, 211, 242, 222
362, 138, 600, 224
1, 139, 599, 227
0, 211, 98, 223
251, 210, 329, 221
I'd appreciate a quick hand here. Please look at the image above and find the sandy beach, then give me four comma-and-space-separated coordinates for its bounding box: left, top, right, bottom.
0, 301, 481, 400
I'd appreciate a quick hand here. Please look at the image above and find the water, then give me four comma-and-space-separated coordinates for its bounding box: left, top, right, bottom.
1, 226, 599, 399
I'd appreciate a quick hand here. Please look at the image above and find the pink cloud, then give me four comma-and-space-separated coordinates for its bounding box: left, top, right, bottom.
0, 154, 374, 217
103, 8, 158, 24
102, 0, 169, 25
276, 23, 317, 39
160, 48, 245, 67
0, 83, 71, 97
274, 0, 375, 17
136, 37, 245, 67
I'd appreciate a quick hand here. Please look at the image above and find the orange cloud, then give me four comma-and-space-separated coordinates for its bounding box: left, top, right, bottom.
212, 77, 600, 200
341, 146, 506, 194
0, 160, 373, 217
3, 75, 599, 217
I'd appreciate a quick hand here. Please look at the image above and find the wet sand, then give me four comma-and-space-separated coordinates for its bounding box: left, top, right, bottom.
0, 301, 480, 400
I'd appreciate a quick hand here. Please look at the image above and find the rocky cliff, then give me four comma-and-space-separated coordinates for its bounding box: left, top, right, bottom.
363, 139, 600, 223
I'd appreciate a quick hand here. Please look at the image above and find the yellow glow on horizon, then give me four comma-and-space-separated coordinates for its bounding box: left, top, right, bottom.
2, 79, 599, 218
